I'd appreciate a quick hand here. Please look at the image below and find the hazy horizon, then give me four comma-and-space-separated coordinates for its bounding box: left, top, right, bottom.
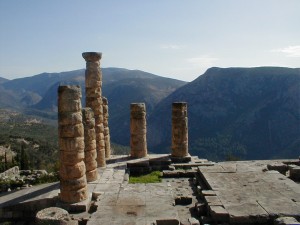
0, 0, 299, 81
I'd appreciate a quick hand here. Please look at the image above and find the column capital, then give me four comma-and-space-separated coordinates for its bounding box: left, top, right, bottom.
131, 103, 146, 110
82, 52, 102, 62
172, 102, 187, 107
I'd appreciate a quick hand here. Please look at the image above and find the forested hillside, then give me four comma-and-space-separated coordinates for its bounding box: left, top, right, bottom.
148, 67, 300, 160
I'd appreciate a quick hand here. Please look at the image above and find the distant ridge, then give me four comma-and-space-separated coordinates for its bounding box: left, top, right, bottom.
147, 67, 300, 160
0, 66, 299, 160
0, 77, 9, 84
0, 68, 187, 146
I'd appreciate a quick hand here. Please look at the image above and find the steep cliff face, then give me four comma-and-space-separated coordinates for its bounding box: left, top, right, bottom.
148, 67, 300, 160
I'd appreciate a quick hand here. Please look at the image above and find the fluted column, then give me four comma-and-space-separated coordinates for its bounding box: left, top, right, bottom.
82, 52, 106, 167
130, 103, 147, 158
58, 85, 88, 203
102, 97, 111, 159
171, 102, 189, 157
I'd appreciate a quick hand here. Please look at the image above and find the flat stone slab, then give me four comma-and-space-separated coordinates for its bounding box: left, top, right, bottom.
198, 160, 300, 224
274, 216, 300, 225
201, 190, 216, 196
209, 205, 229, 222
0, 182, 59, 209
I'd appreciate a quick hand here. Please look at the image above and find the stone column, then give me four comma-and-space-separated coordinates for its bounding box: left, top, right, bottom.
130, 103, 147, 158
58, 85, 88, 203
171, 102, 189, 158
36, 207, 78, 225
102, 97, 111, 159
82, 52, 106, 167
82, 108, 98, 182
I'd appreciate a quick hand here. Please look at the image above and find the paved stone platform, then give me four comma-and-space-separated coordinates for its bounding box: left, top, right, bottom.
0, 154, 200, 224
198, 160, 300, 224
87, 155, 199, 225
1, 156, 300, 224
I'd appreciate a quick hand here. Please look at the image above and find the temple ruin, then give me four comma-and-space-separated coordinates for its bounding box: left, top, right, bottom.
0, 52, 299, 225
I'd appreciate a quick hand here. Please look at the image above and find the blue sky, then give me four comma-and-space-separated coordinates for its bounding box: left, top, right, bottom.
0, 0, 299, 81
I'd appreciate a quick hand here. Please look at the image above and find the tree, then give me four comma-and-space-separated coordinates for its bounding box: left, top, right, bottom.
20, 144, 29, 170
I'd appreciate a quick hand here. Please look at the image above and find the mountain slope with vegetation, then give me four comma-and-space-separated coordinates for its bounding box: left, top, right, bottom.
0, 67, 186, 147
0, 77, 8, 84
0, 67, 299, 162
148, 67, 300, 160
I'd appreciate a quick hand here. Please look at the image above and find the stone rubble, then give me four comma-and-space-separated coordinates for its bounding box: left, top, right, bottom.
36, 207, 78, 225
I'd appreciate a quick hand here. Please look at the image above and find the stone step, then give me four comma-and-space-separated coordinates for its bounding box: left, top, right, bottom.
173, 162, 215, 169
162, 170, 195, 178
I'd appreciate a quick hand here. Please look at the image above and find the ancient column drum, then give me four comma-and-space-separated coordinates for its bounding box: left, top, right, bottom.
82, 52, 106, 167
102, 97, 111, 159
171, 102, 189, 157
130, 103, 147, 158
58, 85, 88, 203
82, 108, 98, 182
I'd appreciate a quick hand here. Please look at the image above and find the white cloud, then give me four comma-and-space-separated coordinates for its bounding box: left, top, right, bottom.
186, 56, 219, 68
160, 44, 185, 50
271, 45, 300, 57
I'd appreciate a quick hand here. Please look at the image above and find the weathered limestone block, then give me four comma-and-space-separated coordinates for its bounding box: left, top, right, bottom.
85, 140, 96, 151
59, 137, 85, 152
36, 207, 78, 225
59, 124, 84, 138
60, 157, 86, 180
58, 100, 82, 112
274, 217, 300, 225
209, 206, 229, 223
58, 112, 83, 126
156, 219, 180, 225
0, 166, 19, 179
82, 108, 98, 182
289, 166, 300, 181
171, 102, 189, 158
130, 103, 147, 158
60, 187, 88, 204
267, 163, 289, 175
83, 52, 106, 168
59, 150, 84, 165
58, 85, 88, 203
86, 169, 98, 181
60, 176, 87, 191
102, 97, 111, 158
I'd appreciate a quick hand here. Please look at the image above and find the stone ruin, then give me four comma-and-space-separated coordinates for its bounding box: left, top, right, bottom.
130, 103, 147, 158
57, 52, 191, 205
102, 97, 111, 159
58, 85, 88, 203
82, 52, 107, 167
171, 102, 190, 162
1, 52, 300, 225
82, 108, 98, 182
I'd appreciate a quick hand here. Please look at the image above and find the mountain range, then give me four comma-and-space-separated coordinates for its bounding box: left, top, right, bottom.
0, 66, 299, 160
